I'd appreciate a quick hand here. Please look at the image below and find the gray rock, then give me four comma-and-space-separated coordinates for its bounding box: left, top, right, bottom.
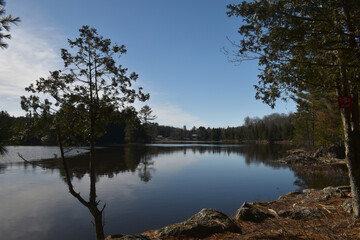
107, 234, 151, 240
337, 186, 351, 193
278, 155, 317, 165
287, 190, 303, 195
322, 186, 346, 198
300, 194, 330, 204
321, 194, 330, 201
235, 202, 275, 223
157, 208, 241, 238
290, 206, 323, 220
278, 210, 292, 218
253, 201, 273, 206
342, 199, 353, 214
301, 199, 315, 204
279, 206, 322, 220
313, 143, 345, 159
302, 189, 315, 194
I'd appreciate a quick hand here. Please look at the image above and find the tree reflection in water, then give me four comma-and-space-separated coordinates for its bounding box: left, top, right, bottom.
57, 139, 105, 240
137, 152, 155, 182
27, 144, 349, 238
28, 144, 350, 190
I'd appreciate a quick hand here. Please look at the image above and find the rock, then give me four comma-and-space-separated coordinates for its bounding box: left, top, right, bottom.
278, 190, 303, 200
337, 186, 351, 193
290, 206, 323, 220
313, 143, 345, 159
287, 190, 303, 195
278, 210, 292, 218
342, 199, 353, 214
235, 202, 275, 223
302, 189, 315, 194
301, 199, 315, 204
322, 186, 346, 198
287, 149, 307, 155
157, 208, 241, 238
300, 194, 329, 204
106, 234, 151, 240
321, 194, 330, 201
253, 201, 273, 206
278, 153, 318, 165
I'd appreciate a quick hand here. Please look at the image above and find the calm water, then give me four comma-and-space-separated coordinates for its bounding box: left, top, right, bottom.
0, 144, 348, 239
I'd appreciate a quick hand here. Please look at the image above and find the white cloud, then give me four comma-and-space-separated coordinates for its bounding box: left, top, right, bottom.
0, 27, 61, 99
152, 103, 207, 128
152, 150, 201, 174
0, 27, 205, 127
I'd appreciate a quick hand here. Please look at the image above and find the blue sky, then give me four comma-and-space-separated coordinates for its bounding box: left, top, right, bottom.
1, 0, 295, 128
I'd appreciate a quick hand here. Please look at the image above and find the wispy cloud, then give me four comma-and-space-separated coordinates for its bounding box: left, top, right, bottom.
0, 27, 61, 98
151, 103, 207, 128
0, 27, 205, 127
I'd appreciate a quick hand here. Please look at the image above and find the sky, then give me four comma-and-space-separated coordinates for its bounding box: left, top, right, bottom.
1, 0, 296, 128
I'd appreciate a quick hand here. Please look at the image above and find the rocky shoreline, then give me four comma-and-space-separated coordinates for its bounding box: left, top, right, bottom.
107, 185, 358, 240
107, 146, 359, 240
273, 146, 346, 166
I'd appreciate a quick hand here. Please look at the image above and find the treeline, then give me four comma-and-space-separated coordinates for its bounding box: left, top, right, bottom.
0, 106, 154, 146
0, 110, 294, 145
150, 113, 294, 142
0, 102, 344, 147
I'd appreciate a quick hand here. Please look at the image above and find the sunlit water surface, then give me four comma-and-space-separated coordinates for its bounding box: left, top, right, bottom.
0, 144, 348, 239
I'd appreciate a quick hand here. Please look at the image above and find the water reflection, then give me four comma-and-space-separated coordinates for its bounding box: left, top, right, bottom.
1, 144, 349, 189
290, 164, 349, 189
60, 150, 105, 240
0, 144, 350, 239
137, 153, 155, 182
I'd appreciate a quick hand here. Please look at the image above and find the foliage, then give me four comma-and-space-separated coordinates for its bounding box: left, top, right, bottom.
21, 25, 149, 146
0, 0, 20, 49
227, 0, 360, 106
139, 105, 156, 124
138, 105, 157, 140
152, 113, 294, 142
293, 89, 343, 147
0, 111, 11, 154
20, 26, 149, 240
227, 0, 360, 217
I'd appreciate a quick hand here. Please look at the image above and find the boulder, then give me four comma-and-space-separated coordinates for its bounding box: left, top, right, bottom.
235, 202, 275, 223
106, 234, 151, 240
279, 206, 322, 220
278, 154, 317, 165
302, 188, 315, 194
322, 186, 346, 198
313, 143, 345, 159
157, 208, 241, 238
342, 199, 353, 214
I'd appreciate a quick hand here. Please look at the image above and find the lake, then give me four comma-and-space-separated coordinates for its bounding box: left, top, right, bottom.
0, 144, 348, 239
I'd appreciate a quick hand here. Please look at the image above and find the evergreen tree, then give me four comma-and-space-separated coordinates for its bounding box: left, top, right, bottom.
21, 26, 149, 240
0, 111, 12, 154
0, 0, 20, 49
228, 0, 360, 217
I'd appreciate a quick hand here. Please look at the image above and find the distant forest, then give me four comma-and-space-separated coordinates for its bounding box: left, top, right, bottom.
0, 95, 344, 147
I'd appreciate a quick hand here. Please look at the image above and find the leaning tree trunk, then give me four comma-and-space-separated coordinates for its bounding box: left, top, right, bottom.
57, 128, 105, 240
90, 206, 105, 240
89, 148, 105, 240
337, 73, 360, 218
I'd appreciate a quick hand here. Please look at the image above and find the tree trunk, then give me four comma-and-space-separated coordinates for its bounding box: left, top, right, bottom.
337, 73, 360, 218
89, 147, 105, 240
57, 129, 105, 240
91, 208, 105, 240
